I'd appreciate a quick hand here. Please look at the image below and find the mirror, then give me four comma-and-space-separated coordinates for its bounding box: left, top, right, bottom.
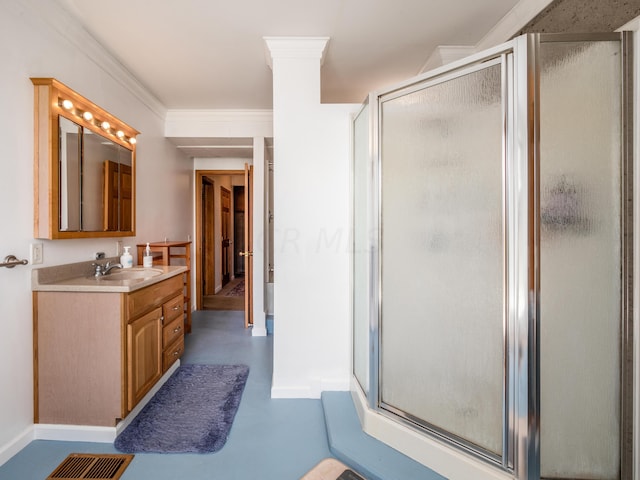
32, 78, 138, 239
59, 118, 133, 233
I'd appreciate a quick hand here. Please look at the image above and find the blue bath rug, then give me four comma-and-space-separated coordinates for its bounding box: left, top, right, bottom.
115, 364, 249, 454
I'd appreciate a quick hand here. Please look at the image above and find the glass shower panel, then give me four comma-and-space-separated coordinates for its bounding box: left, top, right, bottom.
380, 63, 505, 456
353, 103, 370, 394
538, 40, 622, 480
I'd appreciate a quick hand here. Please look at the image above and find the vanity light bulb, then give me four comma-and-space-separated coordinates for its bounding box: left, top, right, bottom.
129, 137, 137, 145
82, 111, 93, 121
116, 130, 125, 138
101, 121, 110, 130
61, 99, 73, 110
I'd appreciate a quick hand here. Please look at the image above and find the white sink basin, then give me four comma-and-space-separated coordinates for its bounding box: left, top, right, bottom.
101, 267, 164, 281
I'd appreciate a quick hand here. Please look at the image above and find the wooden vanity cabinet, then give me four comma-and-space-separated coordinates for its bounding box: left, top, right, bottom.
34, 274, 184, 427
125, 274, 184, 410
126, 306, 162, 411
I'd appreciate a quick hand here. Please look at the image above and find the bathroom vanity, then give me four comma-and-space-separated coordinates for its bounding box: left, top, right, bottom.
32, 261, 187, 427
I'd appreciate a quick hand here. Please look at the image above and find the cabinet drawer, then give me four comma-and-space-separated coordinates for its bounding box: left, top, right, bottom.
127, 275, 182, 319
163, 336, 184, 371
163, 315, 184, 348
163, 294, 184, 324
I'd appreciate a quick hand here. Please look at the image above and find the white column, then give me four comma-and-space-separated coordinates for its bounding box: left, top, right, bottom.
264, 36, 354, 398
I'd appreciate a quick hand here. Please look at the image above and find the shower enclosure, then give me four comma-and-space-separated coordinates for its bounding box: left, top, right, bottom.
352, 33, 633, 480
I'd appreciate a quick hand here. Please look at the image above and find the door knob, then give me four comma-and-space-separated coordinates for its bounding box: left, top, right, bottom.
239, 251, 253, 257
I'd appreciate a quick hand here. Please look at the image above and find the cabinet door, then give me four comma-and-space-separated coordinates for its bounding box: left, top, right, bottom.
127, 307, 162, 411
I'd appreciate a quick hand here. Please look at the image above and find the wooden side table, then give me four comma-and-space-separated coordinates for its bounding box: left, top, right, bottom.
137, 241, 192, 333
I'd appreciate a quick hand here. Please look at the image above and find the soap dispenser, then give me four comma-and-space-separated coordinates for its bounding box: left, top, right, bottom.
120, 246, 133, 268
143, 243, 154, 268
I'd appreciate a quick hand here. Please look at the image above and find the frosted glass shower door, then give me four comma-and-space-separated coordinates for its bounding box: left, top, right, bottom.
379, 60, 505, 457
353, 102, 371, 394
538, 39, 626, 480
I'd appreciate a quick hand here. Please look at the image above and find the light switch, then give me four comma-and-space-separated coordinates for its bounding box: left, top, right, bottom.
30, 243, 43, 264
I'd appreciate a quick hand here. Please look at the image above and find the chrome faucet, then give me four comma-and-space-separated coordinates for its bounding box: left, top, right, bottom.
93, 261, 123, 277
103, 262, 123, 275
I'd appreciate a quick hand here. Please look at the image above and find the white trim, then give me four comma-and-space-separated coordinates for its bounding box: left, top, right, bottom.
419, 46, 477, 73
0, 427, 33, 468
251, 326, 267, 336
34, 424, 116, 443
33, 361, 179, 444
19, 0, 166, 119
263, 37, 330, 69
165, 109, 273, 138
350, 381, 513, 480
271, 386, 315, 399
421, 0, 556, 73
271, 378, 350, 399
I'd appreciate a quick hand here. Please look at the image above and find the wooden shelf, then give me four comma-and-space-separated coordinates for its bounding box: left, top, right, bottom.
137, 241, 192, 333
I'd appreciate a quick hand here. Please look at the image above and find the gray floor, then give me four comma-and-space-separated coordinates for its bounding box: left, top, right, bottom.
0, 310, 332, 480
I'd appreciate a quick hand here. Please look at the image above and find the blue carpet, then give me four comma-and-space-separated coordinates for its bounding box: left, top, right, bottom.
114, 364, 249, 454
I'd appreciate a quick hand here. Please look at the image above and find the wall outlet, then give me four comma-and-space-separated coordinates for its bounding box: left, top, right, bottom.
116, 240, 123, 256
30, 243, 43, 265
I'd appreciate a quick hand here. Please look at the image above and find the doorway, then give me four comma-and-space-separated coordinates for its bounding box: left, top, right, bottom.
195, 170, 248, 312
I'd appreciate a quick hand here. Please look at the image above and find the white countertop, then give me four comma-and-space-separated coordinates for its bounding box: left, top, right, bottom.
32, 262, 188, 293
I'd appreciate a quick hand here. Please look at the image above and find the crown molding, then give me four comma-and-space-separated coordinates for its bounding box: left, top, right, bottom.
20, 0, 167, 120
165, 109, 274, 138
263, 36, 330, 69
419, 45, 477, 74
419, 0, 555, 72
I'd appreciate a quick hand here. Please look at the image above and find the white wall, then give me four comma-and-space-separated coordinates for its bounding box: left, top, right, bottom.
0, 0, 192, 463
265, 38, 358, 398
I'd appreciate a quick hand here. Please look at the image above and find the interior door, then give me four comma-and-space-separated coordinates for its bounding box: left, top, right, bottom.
103, 161, 132, 232
221, 186, 232, 286
242, 164, 254, 327
119, 163, 132, 232
103, 160, 119, 231
202, 178, 215, 296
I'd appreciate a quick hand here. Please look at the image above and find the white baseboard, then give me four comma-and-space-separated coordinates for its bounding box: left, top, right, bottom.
26, 362, 180, 447
34, 424, 116, 443
0, 427, 34, 468
271, 385, 315, 399
271, 377, 349, 399
252, 326, 267, 336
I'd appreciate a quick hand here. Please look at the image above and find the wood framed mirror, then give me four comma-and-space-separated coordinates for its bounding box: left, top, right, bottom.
31, 78, 138, 239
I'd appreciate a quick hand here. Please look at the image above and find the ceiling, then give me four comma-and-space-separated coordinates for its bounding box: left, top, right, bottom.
56, 0, 541, 157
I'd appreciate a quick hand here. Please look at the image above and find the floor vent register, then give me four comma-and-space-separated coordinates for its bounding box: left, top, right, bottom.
46, 453, 134, 480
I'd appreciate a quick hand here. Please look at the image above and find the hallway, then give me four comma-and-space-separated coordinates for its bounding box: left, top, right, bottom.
202, 277, 245, 311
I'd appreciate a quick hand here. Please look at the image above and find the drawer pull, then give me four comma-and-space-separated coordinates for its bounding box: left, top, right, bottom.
173, 326, 182, 333
172, 305, 181, 311
173, 350, 180, 356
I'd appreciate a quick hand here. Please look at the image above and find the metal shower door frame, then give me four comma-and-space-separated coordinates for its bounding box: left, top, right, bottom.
366, 32, 633, 480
